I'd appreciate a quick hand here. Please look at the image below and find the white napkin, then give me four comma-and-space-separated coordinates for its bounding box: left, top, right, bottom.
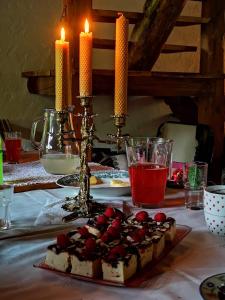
34, 195, 132, 226
34, 197, 73, 225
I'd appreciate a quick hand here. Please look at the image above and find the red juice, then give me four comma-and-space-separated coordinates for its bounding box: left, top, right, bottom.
129, 163, 168, 207
5, 138, 21, 163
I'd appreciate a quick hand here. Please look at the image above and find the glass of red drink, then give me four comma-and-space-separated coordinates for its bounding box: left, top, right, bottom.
126, 137, 173, 207
5, 132, 22, 163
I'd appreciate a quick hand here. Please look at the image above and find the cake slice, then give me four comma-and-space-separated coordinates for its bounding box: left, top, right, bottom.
102, 245, 137, 283
153, 213, 176, 242
70, 255, 101, 278
45, 234, 71, 272
69, 237, 103, 278
124, 226, 153, 268
147, 231, 165, 259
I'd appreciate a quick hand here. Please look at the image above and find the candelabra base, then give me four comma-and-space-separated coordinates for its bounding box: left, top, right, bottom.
62, 199, 106, 223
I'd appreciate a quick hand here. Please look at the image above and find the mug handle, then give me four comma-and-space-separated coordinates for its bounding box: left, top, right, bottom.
30, 118, 43, 149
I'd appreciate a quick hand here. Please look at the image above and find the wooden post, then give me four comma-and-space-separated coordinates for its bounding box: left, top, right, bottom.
128, 0, 188, 70
198, 0, 225, 183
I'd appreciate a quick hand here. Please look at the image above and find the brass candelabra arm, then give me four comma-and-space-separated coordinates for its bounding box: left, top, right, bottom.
107, 114, 129, 151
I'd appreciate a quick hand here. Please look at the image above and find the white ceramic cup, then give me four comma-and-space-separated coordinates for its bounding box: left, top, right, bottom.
204, 185, 225, 236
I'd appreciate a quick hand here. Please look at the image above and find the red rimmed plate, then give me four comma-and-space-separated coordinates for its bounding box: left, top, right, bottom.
34, 224, 191, 288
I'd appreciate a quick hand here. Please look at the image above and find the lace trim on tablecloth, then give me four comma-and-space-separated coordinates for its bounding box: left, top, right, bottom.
3, 161, 113, 187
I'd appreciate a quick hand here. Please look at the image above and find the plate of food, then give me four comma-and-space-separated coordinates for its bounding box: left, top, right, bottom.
34, 208, 191, 287
56, 170, 130, 197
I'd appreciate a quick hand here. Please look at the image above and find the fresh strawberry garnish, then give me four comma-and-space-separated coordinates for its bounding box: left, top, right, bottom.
110, 245, 126, 257
78, 226, 89, 237
100, 232, 110, 243
111, 218, 121, 229
104, 207, 115, 218
135, 211, 149, 222
154, 212, 167, 222
114, 209, 124, 220
85, 238, 96, 252
130, 232, 142, 243
96, 214, 108, 225
57, 234, 70, 248
107, 226, 120, 239
137, 228, 146, 239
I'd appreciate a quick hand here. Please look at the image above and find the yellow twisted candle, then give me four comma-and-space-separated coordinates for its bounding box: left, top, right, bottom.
55, 28, 72, 111
114, 14, 129, 116
79, 19, 93, 97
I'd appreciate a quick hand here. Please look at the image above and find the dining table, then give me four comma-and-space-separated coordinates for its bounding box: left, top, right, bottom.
0, 162, 224, 300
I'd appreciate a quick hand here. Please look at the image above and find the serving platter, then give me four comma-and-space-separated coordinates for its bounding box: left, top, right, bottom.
56, 170, 130, 197
34, 224, 191, 288
200, 273, 225, 300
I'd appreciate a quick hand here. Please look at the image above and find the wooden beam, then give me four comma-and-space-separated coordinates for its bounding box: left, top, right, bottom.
198, 0, 225, 183
128, 0, 188, 71
22, 70, 224, 97
93, 38, 197, 53
92, 9, 210, 26
175, 16, 210, 26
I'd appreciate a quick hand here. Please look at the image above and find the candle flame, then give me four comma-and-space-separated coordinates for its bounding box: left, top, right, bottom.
84, 19, 89, 33
61, 27, 65, 41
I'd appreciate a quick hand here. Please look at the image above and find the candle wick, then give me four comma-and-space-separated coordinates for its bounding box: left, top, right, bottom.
118, 12, 124, 18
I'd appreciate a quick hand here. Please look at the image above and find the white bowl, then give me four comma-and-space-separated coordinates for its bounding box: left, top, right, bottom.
204, 211, 225, 236
204, 185, 225, 217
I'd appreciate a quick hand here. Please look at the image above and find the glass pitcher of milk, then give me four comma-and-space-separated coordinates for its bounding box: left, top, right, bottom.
31, 109, 80, 175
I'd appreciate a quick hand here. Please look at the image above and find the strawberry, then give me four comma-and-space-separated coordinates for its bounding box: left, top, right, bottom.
135, 211, 149, 222
78, 226, 89, 237
104, 207, 115, 218
114, 209, 124, 220
111, 218, 121, 229
154, 212, 167, 223
137, 228, 146, 240
85, 238, 96, 252
107, 226, 120, 239
57, 234, 70, 248
101, 232, 110, 243
110, 245, 126, 257
96, 214, 108, 225
130, 232, 142, 243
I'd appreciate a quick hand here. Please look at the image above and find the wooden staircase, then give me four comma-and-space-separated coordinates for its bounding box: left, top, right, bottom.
22, 0, 225, 183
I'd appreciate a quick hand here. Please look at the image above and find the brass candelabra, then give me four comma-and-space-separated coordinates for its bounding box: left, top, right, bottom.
60, 96, 129, 223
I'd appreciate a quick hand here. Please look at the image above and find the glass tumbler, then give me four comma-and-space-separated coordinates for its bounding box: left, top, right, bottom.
126, 137, 173, 207
5, 132, 22, 163
0, 184, 14, 230
184, 161, 208, 210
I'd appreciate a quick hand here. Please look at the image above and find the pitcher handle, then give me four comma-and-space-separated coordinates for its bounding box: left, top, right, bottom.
30, 118, 43, 149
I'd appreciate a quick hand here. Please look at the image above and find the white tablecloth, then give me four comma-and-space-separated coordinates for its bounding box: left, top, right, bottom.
0, 188, 224, 300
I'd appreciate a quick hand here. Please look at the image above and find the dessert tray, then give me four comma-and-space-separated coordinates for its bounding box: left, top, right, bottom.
56, 170, 130, 197
34, 224, 191, 288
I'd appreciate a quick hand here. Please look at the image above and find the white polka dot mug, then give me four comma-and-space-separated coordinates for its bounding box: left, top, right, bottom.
204, 185, 225, 236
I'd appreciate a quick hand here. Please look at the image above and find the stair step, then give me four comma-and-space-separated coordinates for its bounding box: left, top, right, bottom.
93, 38, 197, 53
22, 70, 224, 97
92, 9, 210, 26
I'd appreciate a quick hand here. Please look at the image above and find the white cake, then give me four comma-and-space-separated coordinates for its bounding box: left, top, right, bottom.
102, 254, 137, 283
44, 209, 177, 282
70, 255, 102, 278
150, 232, 165, 259
45, 248, 70, 272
